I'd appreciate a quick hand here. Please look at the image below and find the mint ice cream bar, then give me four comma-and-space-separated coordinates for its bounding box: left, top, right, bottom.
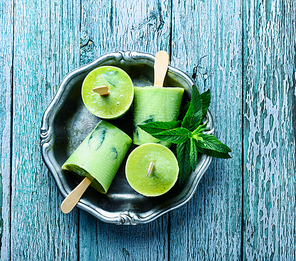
62, 120, 132, 194
82, 66, 134, 119
126, 143, 179, 197
133, 86, 184, 146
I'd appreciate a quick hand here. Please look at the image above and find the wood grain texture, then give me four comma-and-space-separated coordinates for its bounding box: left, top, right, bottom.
0, 0, 13, 259
79, 1, 172, 260
243, 1, 296, 260
80, 0, 172, 64
169, 0, 243, 259
11, 0, 81, 259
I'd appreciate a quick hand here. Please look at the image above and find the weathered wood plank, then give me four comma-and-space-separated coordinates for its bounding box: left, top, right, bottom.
79, 1, 172, 260
0, 0, 13, 259
80, 0, 171, 64
11, 0, 81, 259
170, 0, 243, 259
243, 1, 296, 259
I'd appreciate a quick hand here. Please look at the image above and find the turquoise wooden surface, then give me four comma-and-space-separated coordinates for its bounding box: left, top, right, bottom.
0, 0, 295, 260
170, 0, 243, 259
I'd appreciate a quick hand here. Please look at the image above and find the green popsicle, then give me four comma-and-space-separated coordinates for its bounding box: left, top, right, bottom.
125, 143, 179, 197
82, 66, 134, 119
133, 51, 184, 146
62, 120, 132, 194
133, 86, 184, 146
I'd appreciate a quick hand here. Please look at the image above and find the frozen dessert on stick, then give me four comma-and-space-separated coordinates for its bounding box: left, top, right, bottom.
133, 51, 184, 146
82, 66, 134, 119
125, 143, 179, 197
61, 120, 132, 213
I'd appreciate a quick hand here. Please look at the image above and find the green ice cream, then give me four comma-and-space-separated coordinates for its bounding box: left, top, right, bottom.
133, 86, 184, 146
62, 120, 132, 194
82, 66, 134, 119
125, 143, 179, 197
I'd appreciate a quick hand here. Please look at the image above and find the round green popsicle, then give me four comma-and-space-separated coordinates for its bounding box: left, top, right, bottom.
82, 66, 134, 119
125, 143, 179, 197
133, 86, 184, 146
62, 120, 132, 194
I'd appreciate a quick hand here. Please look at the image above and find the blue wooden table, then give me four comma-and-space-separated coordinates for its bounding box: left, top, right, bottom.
1, 0, 295, 260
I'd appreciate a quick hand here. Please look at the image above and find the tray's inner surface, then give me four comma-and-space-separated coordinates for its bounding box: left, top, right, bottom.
51, 59, 197, 216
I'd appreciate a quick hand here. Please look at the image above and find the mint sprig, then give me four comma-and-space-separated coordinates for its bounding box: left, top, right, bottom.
138, 86, 231, 186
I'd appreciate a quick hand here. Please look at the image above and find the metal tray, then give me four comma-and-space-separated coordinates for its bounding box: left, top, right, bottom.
40, 51, 213, 225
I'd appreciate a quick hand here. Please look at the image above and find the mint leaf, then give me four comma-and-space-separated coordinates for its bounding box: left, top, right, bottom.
197, 133, 231, 153
190, 138, 199, 170
138, 121, 181, 134
180, 89, 210, 121
151, 127, 191, 144
195, 146, 231, 159
200, 89, 211, 118
177, 140, 191, 186
181, 85, 203, 131
194, 133, 232, 158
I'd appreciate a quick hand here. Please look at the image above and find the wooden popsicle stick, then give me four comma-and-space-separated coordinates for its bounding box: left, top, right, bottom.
92, 86, 110, 96
60, 177, 92, 214
154, 50, 169, 87
147, 162, 154, 177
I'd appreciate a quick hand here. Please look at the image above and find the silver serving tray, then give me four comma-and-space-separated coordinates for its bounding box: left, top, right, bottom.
40, 51, 213, 225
